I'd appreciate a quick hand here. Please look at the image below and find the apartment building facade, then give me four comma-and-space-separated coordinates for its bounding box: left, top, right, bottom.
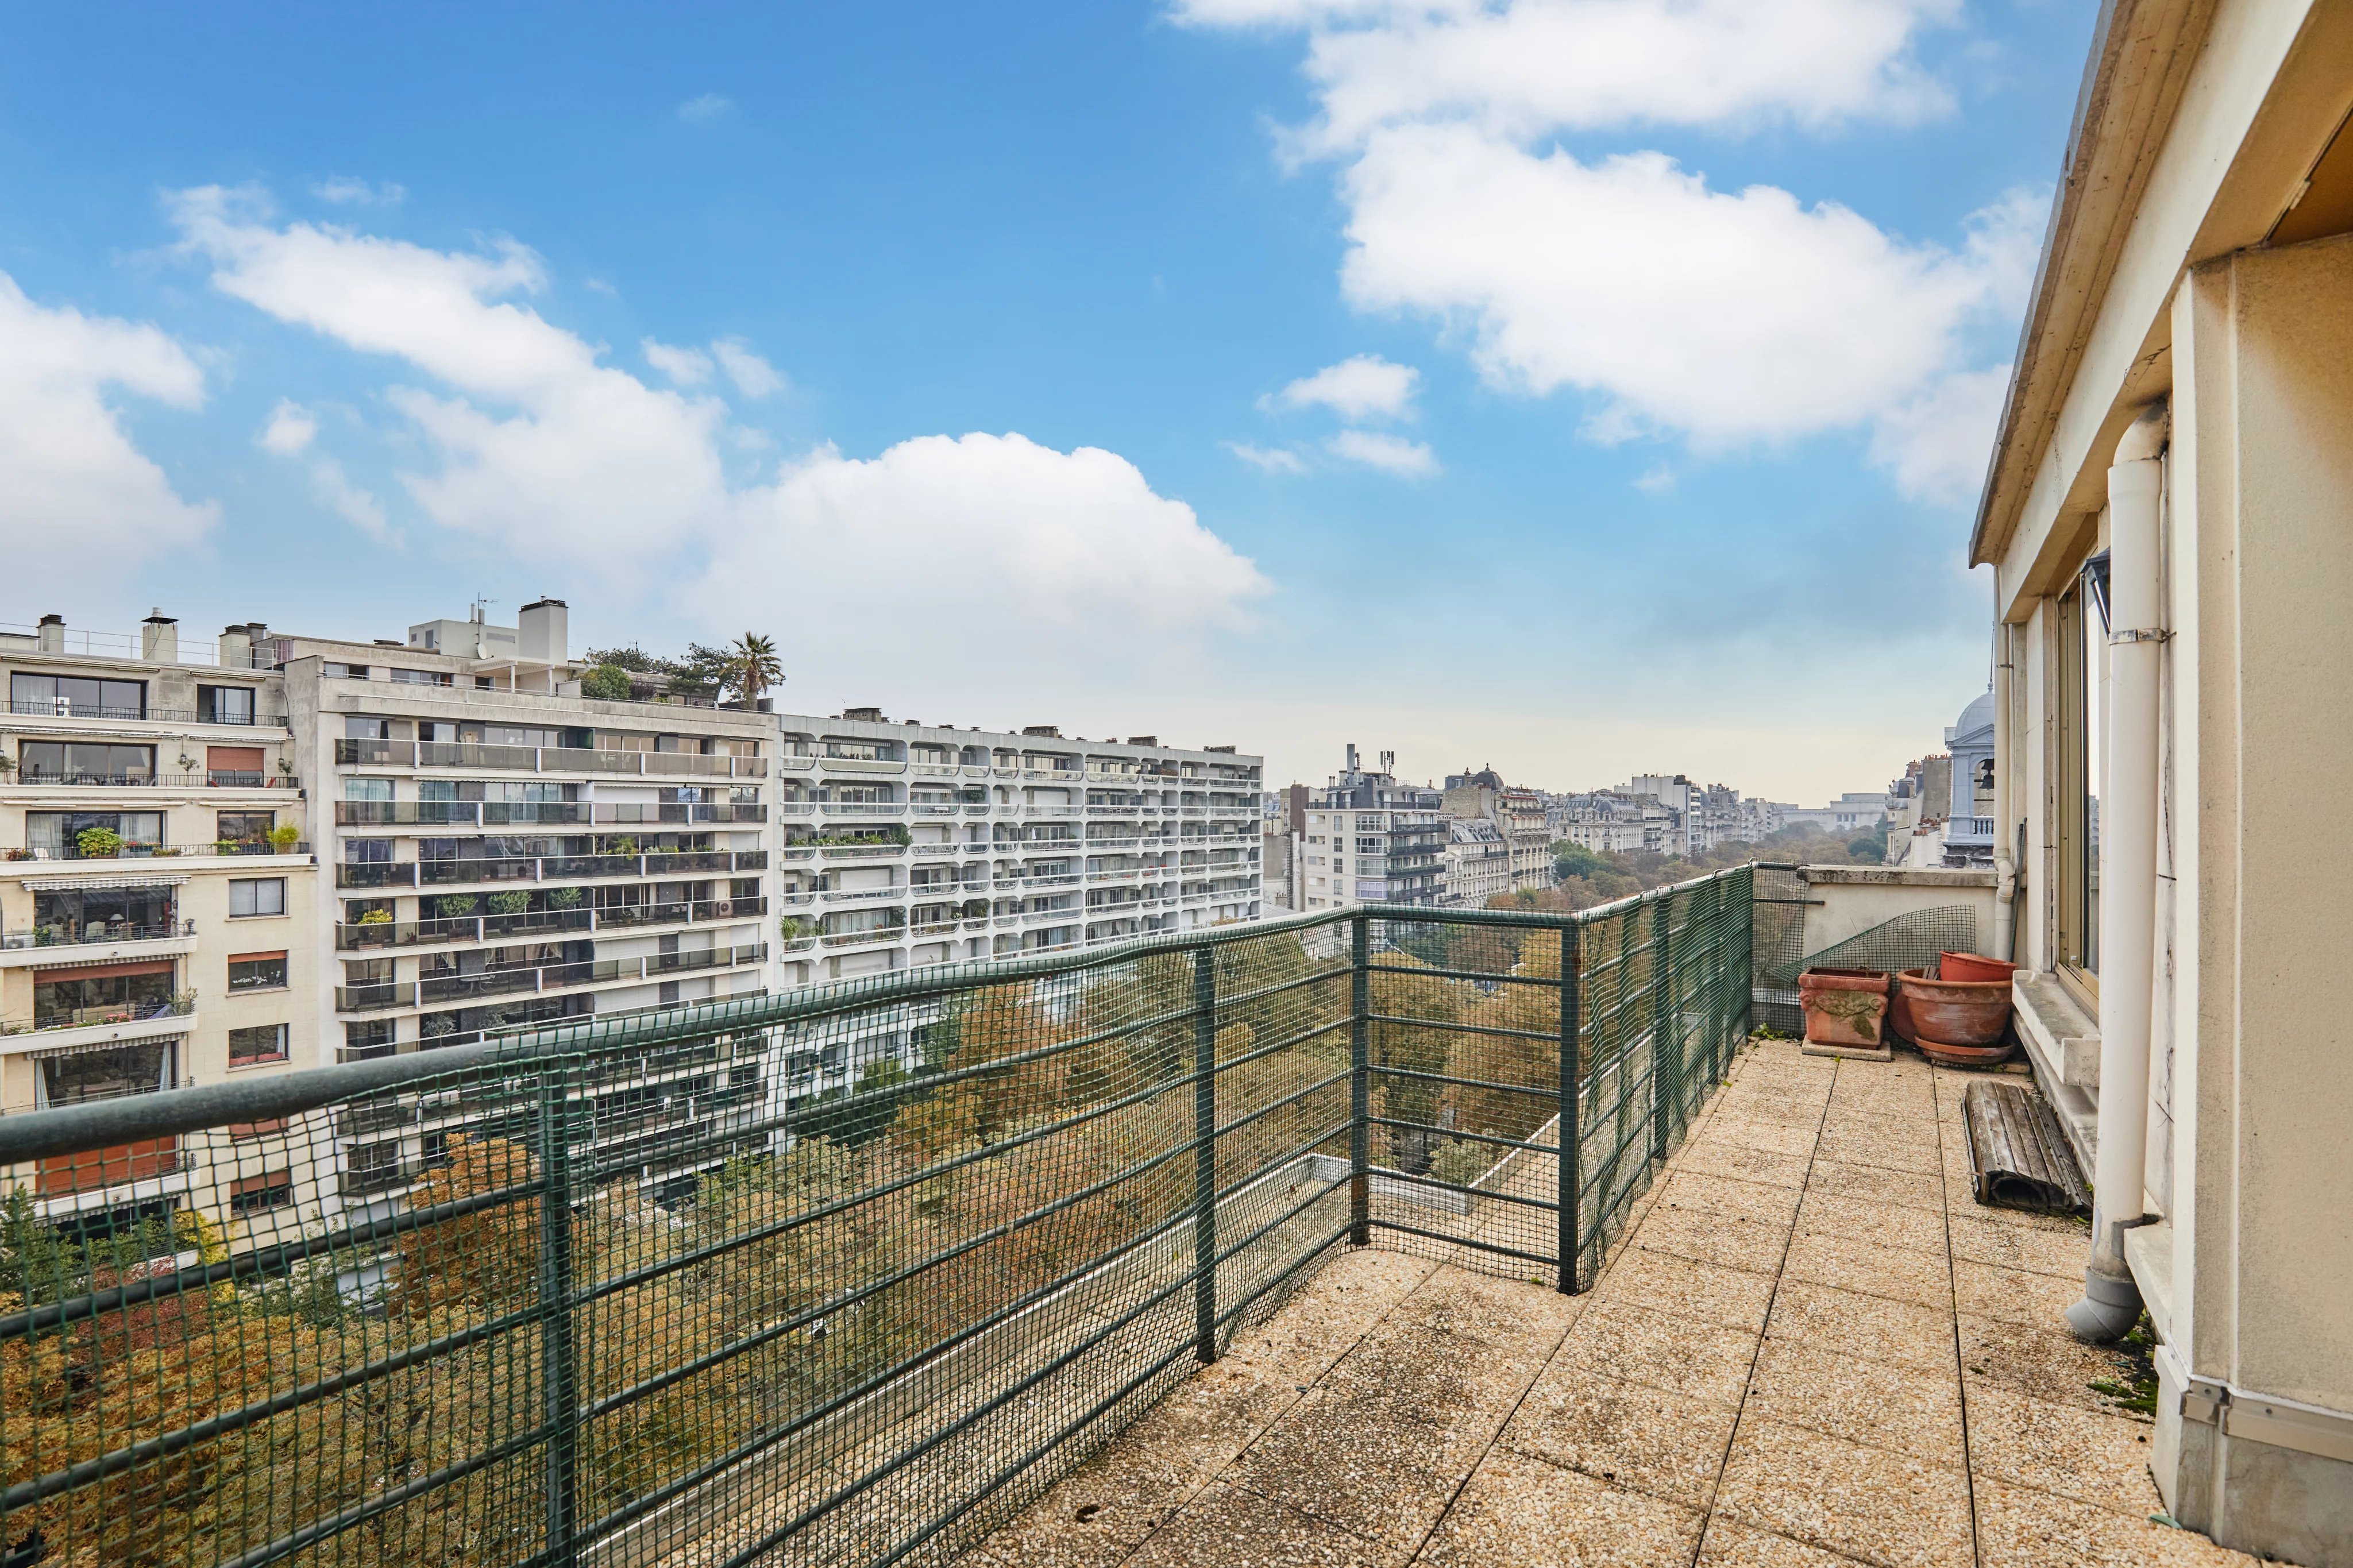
771, 714, 1263, 986
1, 598, 1268, 1221
1298, 747, 1444, 910
0, 614, 321, 1241
1441, 818, 1510, 907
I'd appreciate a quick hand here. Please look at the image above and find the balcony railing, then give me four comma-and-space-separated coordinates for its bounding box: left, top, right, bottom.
1, 918, 194, 950
333, 739, 768, 778
3, 990, 196, 1038
338, 848, 766, 890
5, 698, 287, 728
0, 871, 1761, 1568
7, 771, 300, 791
335, 944, 769, 1010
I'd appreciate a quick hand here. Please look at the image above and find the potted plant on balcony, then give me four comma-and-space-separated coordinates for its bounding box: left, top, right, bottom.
357, 908, 393, 926
75, 826, 123, 860
269, 823, 302, 853
487, 890, 533, 916
1797, 967, 1891, 1057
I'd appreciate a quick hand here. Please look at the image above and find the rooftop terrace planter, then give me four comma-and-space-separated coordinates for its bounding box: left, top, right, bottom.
1900, 970, 2015, 1065
1797, 967, 1889, 1051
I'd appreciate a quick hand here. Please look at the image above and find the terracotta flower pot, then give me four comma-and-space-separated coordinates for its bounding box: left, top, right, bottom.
1797, 968, 1889, 1048
1915, 1034, 2016, 1068
1888, 969, 1927, 1044
1938, 951, 2016, 984
1900, 972, 2011, 1047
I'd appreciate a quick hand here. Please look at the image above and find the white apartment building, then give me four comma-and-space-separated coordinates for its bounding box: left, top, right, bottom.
1776, 793, 1888, 836
0, 614, 322, 1241
770, 715, 1262, 985
1298, 747, 1444, 910
1441, 818, 1510, 906
1, 600, 1267, 1214
1440, 768, 1551, 892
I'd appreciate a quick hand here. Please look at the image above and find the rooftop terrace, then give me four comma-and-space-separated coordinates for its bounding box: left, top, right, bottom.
964, 1038, 2239, 1568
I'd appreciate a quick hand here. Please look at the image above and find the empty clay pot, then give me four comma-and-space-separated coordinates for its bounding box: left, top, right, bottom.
1797, 967, 1890, 1048
1889, 968, 1927, 1043
1915, 1034, 2015, 1067
1900, 971, 2011, 1046
1938, 951, 2017, 984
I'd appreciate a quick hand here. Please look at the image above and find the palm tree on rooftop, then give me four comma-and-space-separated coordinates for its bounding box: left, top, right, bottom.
727, 633, 783, 707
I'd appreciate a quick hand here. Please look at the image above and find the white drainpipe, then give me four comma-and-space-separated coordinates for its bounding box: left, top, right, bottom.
1991, 611, 2016, 961
2068, 401, 2168, 1343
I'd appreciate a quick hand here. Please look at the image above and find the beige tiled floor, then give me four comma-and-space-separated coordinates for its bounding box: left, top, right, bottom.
962, 1038, 2275, 1568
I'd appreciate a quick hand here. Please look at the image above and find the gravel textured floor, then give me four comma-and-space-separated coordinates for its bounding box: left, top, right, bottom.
959, 1037, 2278, 1568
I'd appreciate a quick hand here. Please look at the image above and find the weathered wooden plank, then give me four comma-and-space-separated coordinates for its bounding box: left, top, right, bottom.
1962, 1080, 2092, 1214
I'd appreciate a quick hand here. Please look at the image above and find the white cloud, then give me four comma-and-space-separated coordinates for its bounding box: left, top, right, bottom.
254, 397, 394, 540
1263, 353, 1418, 419
1178, 0, 1959, 152
310, 455, 394, 542
1633, 463, 1675, 493
259, 398, 317, 454
704, 433, 1271, 666
712, 338, 784, 397
1183, 0, 2033, 505
677, 93, 732, 123
173, 187, 732, 571
1225, 441, 1310, 473
314, 177, 408, 206
1338, 129, 2040, 458
171, 194, 1268, 648
643, 338, 714, 386
0, 270, 215, 573
1869, 362, 2008, 504
1328, 428, 1438, 476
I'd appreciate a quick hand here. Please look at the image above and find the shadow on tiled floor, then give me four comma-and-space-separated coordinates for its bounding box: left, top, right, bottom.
961, 1038, 2270, 1568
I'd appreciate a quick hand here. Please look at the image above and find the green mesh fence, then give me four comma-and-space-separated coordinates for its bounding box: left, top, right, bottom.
1764, 903, 1978, 987
0, 866, 1757, 1567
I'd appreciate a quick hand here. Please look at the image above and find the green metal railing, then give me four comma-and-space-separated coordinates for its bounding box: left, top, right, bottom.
0, 866, 1757, 1568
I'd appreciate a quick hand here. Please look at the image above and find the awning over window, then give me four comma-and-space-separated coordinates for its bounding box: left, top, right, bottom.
18, 875, 191, 892
26, 1032, 190, 1060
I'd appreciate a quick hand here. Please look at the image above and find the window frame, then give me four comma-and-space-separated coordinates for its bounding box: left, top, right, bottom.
228, 878, 288, 918
227, 1022, 291, 1066
2053, 571, 2103, 1009
227, 952, 290, 992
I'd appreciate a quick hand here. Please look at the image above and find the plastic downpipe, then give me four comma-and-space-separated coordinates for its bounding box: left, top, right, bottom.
1992, 613, 2017, 961
2067, 403, 2167, 1343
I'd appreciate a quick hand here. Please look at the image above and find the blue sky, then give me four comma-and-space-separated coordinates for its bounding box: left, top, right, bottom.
0, 1, 2094, 804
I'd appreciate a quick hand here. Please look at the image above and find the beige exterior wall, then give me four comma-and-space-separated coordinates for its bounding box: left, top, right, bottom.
1972, 4, 2353, 1552
0, 643, 325, 1235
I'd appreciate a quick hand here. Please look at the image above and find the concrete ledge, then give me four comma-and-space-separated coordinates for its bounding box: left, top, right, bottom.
2125, 1218, 2175, 1345
2009, 970, 2099, 1173
1801, 864, 1998, 889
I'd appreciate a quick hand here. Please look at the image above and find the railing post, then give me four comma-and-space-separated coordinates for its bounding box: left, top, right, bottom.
537, 1068, 581, 1568
1348, 912, 1371, 1248
1191, 944, 1219, 1365
1649, 894, 1673, 1162
1557, 920, 1581, 1294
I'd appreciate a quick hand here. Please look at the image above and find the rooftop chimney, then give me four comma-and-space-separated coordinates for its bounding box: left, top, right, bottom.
36, 614, 63, 654
141, 610, 178, 664
1023, 725, 1061, 738
1345, 743, 1359, 773
1125, 736, 1158, 747
219, 624, 252, 669
517, 598, 568, 665
843, 706, 884, 723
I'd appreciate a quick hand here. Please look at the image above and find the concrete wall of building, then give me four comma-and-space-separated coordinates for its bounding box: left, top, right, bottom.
1976, 6, 2353, 1551
1797, 866, 1999, 962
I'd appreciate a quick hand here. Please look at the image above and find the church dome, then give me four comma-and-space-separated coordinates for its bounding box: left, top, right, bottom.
1953, 688, 1995, 742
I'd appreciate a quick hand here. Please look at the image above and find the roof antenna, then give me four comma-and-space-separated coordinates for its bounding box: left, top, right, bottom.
470, 594, 496, 625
